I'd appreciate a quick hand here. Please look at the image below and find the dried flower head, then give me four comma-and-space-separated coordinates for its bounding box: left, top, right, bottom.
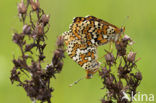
56, 36, 64, 48
23, 25, 31, 34
127, 52, 136, 62
12, 33, 24, 45
35, 23, 44, 36
105, 52, 115, 66
136, 72, 142, 80
41, 14, 50, 26
17, 0, 27, 14
30, 0, 40, 11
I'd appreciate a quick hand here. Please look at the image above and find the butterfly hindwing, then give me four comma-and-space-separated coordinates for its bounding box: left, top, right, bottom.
66, 36, 100, 70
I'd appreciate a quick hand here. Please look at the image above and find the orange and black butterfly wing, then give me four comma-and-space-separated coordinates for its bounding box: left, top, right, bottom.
66, 36, 100, 70
69, 17, 86, 40
70, 16, 109, 46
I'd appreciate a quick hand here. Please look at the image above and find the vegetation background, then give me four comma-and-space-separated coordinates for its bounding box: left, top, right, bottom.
0, 0, 156, 103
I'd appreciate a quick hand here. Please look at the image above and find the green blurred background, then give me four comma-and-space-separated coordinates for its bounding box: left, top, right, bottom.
0, 0, 156, 103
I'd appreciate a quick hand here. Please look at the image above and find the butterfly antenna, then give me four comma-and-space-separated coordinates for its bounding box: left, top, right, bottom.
69, 76, 85, 87
121, 16, 129, 28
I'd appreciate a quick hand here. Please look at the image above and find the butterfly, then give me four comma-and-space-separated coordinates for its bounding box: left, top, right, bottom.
63, 16, 125, 79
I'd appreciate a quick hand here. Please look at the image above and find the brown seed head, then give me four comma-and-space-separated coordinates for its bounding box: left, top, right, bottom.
23, 25, 31, 34
136, 72, 142, 80
12, 33, 24, 45
105, 53, 115, 65
56, 36, 64, 48
127, 52, 136, 62
41, 14, 50, 25
30, 0, 40, 11
17, 0, 27, 14
35, 23, 44, 36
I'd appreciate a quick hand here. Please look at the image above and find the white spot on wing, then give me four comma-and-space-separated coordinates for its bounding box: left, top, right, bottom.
88, 57, 92, 61
103, 35, 107, 39
91, 39, 95, 44
94, 21, 99, 26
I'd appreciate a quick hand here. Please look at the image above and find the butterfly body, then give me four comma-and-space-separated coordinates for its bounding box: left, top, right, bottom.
63, 16, 124, 78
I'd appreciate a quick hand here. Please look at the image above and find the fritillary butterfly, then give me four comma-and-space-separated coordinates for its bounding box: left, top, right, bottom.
63, 16, 125, 78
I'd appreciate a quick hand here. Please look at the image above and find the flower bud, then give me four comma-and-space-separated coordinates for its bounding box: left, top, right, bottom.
35, 23, 44, 36
56, 36, 64, 48
136, 72, 142, 80
23, 25, 31, 34
56, 62, 63, 72
127, 52, 136, 62
52, 49, 65, 65
17, 0, 27, 14
122, 35, 131, 42
41, 14, 50, 25
12, 33, 24, 45
30, 0, 40, 11
99, 67, 109, 78
105, 53, 115, 65
115, 41, 126, 56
